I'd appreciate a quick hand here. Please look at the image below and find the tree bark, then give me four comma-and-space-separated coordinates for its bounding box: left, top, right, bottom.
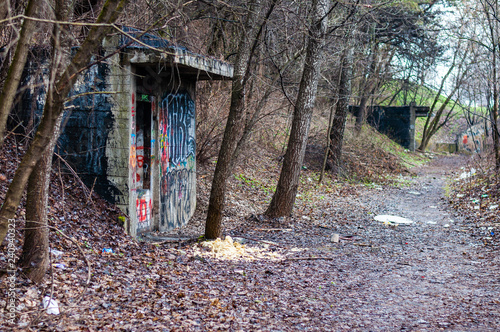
355, 43, 378, 132
265, 0, 329, 218
17, 0, 73, 283
329, 47, 353, 175
0, 0, 41, 148
0, 0, 128, 245
205, 0, 268, 239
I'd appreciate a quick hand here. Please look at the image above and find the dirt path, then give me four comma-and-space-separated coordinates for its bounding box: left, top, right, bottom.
4, 155, 499, 331
321, 155, 500, 331
218, 155, 500, 331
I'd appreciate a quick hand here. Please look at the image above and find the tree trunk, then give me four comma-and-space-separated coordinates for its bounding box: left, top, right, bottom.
0, 0, 128, 245
355, 94, 369, 132
492, 55, 500, 173
0, 0, 40, 148
205, 0, 267, 239
17, 0, 73, 283
265, 0, 329, 218
18, 115, 63, 282
329, 47, 353, 175
354, 43, 378, 132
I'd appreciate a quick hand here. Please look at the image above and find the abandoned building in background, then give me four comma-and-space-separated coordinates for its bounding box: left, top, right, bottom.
349, 103, 430, 151
16, 28, 233, 238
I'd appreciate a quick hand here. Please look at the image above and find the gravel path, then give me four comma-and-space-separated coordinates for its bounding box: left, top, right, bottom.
314, 155, 500, 331
218, 155, 500, 331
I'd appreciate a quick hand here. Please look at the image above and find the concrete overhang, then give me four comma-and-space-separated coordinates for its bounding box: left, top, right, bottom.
114, 27, 233, 81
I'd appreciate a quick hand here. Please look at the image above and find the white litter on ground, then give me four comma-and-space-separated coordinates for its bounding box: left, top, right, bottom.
458, 168, 476, 180
374, 215, 414, 225
43, 296, 60, 315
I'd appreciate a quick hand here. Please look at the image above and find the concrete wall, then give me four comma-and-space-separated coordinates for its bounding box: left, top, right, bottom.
367, 106, 416, 151
16, 33, 232, 238
18, 52, 128, 208
457, 123, 487, 154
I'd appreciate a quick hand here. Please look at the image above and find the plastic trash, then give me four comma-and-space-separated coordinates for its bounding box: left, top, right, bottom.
374, 215, 413, 225
43, 296, 60, 315
49, 248, 64, 257
102, 248, 114, 254
331, 234, 339, 243
459, 168, 476, 180
53, 263, 66, 269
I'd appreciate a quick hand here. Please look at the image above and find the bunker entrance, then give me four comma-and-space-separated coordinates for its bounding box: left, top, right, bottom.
135, 98, 152, 190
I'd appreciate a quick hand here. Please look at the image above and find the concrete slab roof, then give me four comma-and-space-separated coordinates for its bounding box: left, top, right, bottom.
118, 27, 233, 81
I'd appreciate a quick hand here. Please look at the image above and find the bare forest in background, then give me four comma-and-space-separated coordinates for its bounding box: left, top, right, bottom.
0, 0, 500, 289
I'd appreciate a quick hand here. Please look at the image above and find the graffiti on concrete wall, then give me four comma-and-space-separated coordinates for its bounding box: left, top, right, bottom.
160, 163, 196, 230
458, 123, 486, 154
136, 189, 152, 232
159, 92, 196, 230
130, 92, 137, 190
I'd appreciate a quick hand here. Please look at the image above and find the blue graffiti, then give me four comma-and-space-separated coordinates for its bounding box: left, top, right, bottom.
159, 91, 196, 231
161, 92, 195, 167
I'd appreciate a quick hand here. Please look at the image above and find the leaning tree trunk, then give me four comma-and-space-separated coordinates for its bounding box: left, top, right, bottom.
265, 0, 329, 218
205, 0, 274, 239
0, 0, 40, 148
17, 0, 73, 282
329, 47, 353, 175
0, 0, 128, 245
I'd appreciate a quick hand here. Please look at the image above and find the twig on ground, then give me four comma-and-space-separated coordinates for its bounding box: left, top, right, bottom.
283, 257, 336, 261
233, 235, 289, 248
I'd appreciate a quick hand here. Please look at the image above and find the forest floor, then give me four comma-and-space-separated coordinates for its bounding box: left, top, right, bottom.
1, 135, 500, 331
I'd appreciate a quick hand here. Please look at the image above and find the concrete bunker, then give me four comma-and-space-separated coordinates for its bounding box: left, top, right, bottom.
350, 103, 430, 151
18, 28, 233, 238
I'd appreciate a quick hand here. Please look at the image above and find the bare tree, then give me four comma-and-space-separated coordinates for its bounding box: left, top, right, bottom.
205, 0, 276, 239
0, 0, 128, 246
17, 0, 76, 283
0, 0, 41, 148
482, 0, 500, 172
265, 0, 330, 218
328, 46, 353, 175
418, 40, 471, 151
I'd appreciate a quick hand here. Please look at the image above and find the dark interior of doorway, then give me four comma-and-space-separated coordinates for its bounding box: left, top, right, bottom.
136, 99, 151, 189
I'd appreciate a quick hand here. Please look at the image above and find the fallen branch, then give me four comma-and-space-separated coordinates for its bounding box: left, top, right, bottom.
256, 228, 293, 232
283, 256, 336, 261
233, 235, 289, 248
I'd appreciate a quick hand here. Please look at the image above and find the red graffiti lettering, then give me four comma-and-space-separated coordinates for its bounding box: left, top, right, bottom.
137, 154, 144, 168
136, 197, 148, 223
